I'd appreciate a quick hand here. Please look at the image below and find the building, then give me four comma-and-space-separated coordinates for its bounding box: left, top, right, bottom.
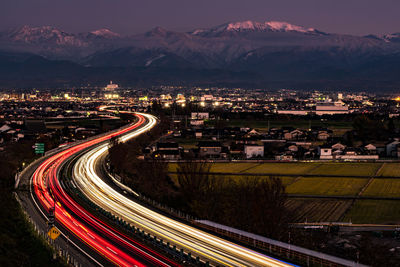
319, 146, 333, 159
104, 81, 119, 91
317, 131, 331, 141
315, 102, 350, 115
197, 141, 227, 159
154, 142, 181, 160
277, 110, 309, 115
386, 139, 400, 157
191, 112, 209, 120
244, 145, 264, 159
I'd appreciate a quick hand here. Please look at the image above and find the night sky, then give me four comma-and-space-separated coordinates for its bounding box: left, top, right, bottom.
1, 0, 399, 35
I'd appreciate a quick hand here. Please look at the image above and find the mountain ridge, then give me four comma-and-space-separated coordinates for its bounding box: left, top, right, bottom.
0, 21, 399, 90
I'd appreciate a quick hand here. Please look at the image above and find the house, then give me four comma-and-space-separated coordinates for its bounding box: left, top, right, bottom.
386, 139, 400, 157
0, 124, 11, 133
195, 131, 203, 139
191, 112, 209, 120
284, 129, 304, 140
332, 143, 346, 151
154, 142, 181, 160
319, 146, 333, 159
190, 120, 204, 126
229, 143, 244, 159
275, 153, 294, 161
364, 143, 377, 151
244, 145, 264, 159
288, 145, 298, 152
197, 141, 227, 159
317, 131, 331, 141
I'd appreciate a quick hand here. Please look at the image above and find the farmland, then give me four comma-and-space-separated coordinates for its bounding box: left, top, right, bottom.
169, 162, 384, 177
342, 200, 400, 224
377, 163, 400, 177
286, 177, 369, 196
242, 163, 318, 175
285, 199, 352, 222
168, 161, 400, 223
362, 178, 400, 197
168, 174, 297, 187
307, 163, 382, 177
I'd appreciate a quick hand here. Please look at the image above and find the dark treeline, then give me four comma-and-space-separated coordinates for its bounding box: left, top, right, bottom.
108, 118, 290, 239
0, 141, 65, 266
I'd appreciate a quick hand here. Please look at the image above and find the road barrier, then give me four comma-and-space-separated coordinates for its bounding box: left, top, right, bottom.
14, 193, 83, 267
195, 220, 368, 267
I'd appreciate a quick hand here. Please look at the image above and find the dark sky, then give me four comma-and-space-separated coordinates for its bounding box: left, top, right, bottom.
1, 0, 399, 35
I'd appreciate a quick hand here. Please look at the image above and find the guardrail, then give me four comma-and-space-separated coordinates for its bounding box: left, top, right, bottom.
195, 220, 368, 267
14, 192, 83, 267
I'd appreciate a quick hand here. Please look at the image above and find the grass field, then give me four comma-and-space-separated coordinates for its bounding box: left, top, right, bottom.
377, 163, 400, 177
286, 177, 368, 196
168, 174, 297, 187
307, 163, 382, 177
170, 162, 387, 177
169, 162, 260, 173
285, 198, 352, 222
242, 163, 319, 175
342, 200, 400, 224
362, 179, 400, 197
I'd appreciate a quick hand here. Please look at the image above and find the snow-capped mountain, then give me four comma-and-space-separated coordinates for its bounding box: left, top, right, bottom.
7, 25, 88, 46
87, 28, 120, 39
0, 21, 400, 90
383, 33, 400, 43
190, 20, 320, 36
0, 25, 123, 59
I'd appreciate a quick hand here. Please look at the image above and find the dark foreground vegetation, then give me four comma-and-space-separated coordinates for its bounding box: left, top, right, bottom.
0, 141, 64, 267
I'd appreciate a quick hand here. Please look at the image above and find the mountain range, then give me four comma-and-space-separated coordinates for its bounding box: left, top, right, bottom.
1, 21, 400, 90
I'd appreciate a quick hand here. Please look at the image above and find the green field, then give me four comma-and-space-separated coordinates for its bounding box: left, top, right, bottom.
363, 179, 400, 197
286, 177, 368, 196
378, 163, 400, 177
169, 162, 260, 173
285, 198, 352, 222
242, 163, 319, 175
342, 200, 400, 224
170, 162, 386, 177
168, 174, 297, 187
307, 163, 382, 177
168, 161, 400, 223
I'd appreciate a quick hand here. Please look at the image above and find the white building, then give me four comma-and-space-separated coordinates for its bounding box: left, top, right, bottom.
315, 102, 350, 115
244, 145, 264, 159
277, 110, 309, 115
319, 147, 333, 159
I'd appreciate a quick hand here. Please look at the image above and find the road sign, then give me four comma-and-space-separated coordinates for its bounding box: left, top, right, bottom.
48, 226, 60, 240
34, 143, 45, 154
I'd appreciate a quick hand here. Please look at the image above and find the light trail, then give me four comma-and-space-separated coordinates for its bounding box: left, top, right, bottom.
32, 114, 179, 267
72, 112, 296, 267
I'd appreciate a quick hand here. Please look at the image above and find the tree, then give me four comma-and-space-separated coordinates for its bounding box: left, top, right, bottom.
226, 176, 289, 239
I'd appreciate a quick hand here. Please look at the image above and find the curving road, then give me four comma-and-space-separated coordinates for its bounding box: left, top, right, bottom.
71, 112, 296, 267
30, 114, 179, 266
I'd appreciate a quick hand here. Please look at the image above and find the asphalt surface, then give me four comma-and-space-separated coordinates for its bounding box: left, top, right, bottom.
17, 155, 106, 267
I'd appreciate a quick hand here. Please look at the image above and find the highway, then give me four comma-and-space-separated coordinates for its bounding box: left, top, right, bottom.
72, 112, 296, 267
29, 114, 179, 266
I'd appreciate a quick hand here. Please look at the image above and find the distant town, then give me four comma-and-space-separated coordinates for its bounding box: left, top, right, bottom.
1, 81, 399, 162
